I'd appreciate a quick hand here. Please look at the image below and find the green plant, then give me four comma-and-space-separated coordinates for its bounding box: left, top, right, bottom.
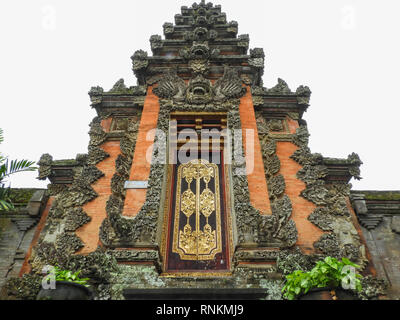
46, 266, 90, 287
282, 257, 363, 300
0, 128, 37, 210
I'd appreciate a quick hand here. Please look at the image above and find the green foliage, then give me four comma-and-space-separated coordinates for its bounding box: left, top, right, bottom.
0, 159, 37, 182
0, 128, 37, 211
282, 257, 363, 300
0, 186, 14, 210
45, 266, 90, 287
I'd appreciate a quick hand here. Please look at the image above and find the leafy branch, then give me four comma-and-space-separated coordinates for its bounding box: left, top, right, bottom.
0, 128, 37, 211
44, 266, 90, 287
282, 256, 363, 300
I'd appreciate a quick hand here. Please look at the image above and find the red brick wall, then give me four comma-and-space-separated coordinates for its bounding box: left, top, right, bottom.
239, 87, 271, 214
123, 86, 160, 217
19, 197, 54, 276
76, 140, 121, 254
276, 141, 323, 252
23, 87, 329, 262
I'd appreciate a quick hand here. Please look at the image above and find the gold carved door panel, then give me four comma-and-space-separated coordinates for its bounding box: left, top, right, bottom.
172, 159, 222, 261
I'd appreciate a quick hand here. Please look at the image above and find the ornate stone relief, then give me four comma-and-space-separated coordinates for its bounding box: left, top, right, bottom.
290, 126, 368, 268
179, 42, 219, 60
254, 112, 298, 249
131, 50, 149, 71
37, 154, 53, 180
31, 116, 114, 288
152, 69, 187, 102
153, 66, 246, 105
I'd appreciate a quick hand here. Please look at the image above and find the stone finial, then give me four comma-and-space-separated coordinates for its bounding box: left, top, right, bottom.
37, 153, 53, 180
267, 78, 292, 95
109, 79, 127, 93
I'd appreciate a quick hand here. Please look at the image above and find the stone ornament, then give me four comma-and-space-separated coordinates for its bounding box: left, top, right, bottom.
153, 66, 246, 104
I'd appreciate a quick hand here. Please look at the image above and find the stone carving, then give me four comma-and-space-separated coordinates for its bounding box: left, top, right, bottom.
297, 164, 328, 185
186, 74, 213, 104
313, 233, 341, 257
131, 50, 149, 71
234, 250, 278, 264
88, 145, 110, 165
109, 79, 127, 93
88, 86, 104, 106
28, 115, 109, 288
119, 120, 140, 159
106, 250, 161, 271
267, 119, 284, 132
47, 184, 67, 196
290, 123, 368, 268
347, 153, 363, 180
258, 196, 297, 247
153, 66, 246, 105
163, 22, 174, 36
153, 69, 187, 102
96, 113, 159, 247
3, 274, 42, 300
174, 14, 184, 25
251, 86, 268, 96
249, 48, 264, 68
290, 147, 322, 166
89, 117, 108, 147
180, 42, 220, 61
232, 174, 261, 244
65, 207, 91, 232
67, 247, 118, 283
227, 21, 238, 35
237, 34, 249, 49
12, 1, 389, 300
359, 276, 387, 300
241, 74, 252, 85
292, 125, 310, 148
267, 174, 286, 200
263, 154, 281, 178
111, 174, 125, 197
296, 85, 312, 105
213, 67, 247, 102
267, 78, 292, 95
55, 233, 84, 255
255, 112, 298, 248
78, 165, 104, 185
150, 35, 163, 51
115, 154, 131, 178
277, 248, 322, 275
189, 59, 210, 75
308, 207, 335, 231
37, 153, 53, 180
99, 102, 261, 247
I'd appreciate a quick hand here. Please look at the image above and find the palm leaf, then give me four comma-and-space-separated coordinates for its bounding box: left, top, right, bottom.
0, 199, 14, 210
0, 159, 37, 181
0, 185, 14, 211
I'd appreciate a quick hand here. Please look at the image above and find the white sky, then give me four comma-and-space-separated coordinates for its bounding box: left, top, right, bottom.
0, 0, 399, 190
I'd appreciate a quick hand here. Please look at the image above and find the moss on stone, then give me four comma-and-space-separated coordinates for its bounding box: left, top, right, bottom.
359, 191, 400, 201
0, 218, 11, 237
2, 274, 42, 300
8, 188, 38, 207
51, 159, 78, 166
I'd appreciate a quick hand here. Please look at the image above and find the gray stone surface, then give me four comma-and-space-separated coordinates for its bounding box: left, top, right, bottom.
352, 191, 400, 299
0, 189, 46, 291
